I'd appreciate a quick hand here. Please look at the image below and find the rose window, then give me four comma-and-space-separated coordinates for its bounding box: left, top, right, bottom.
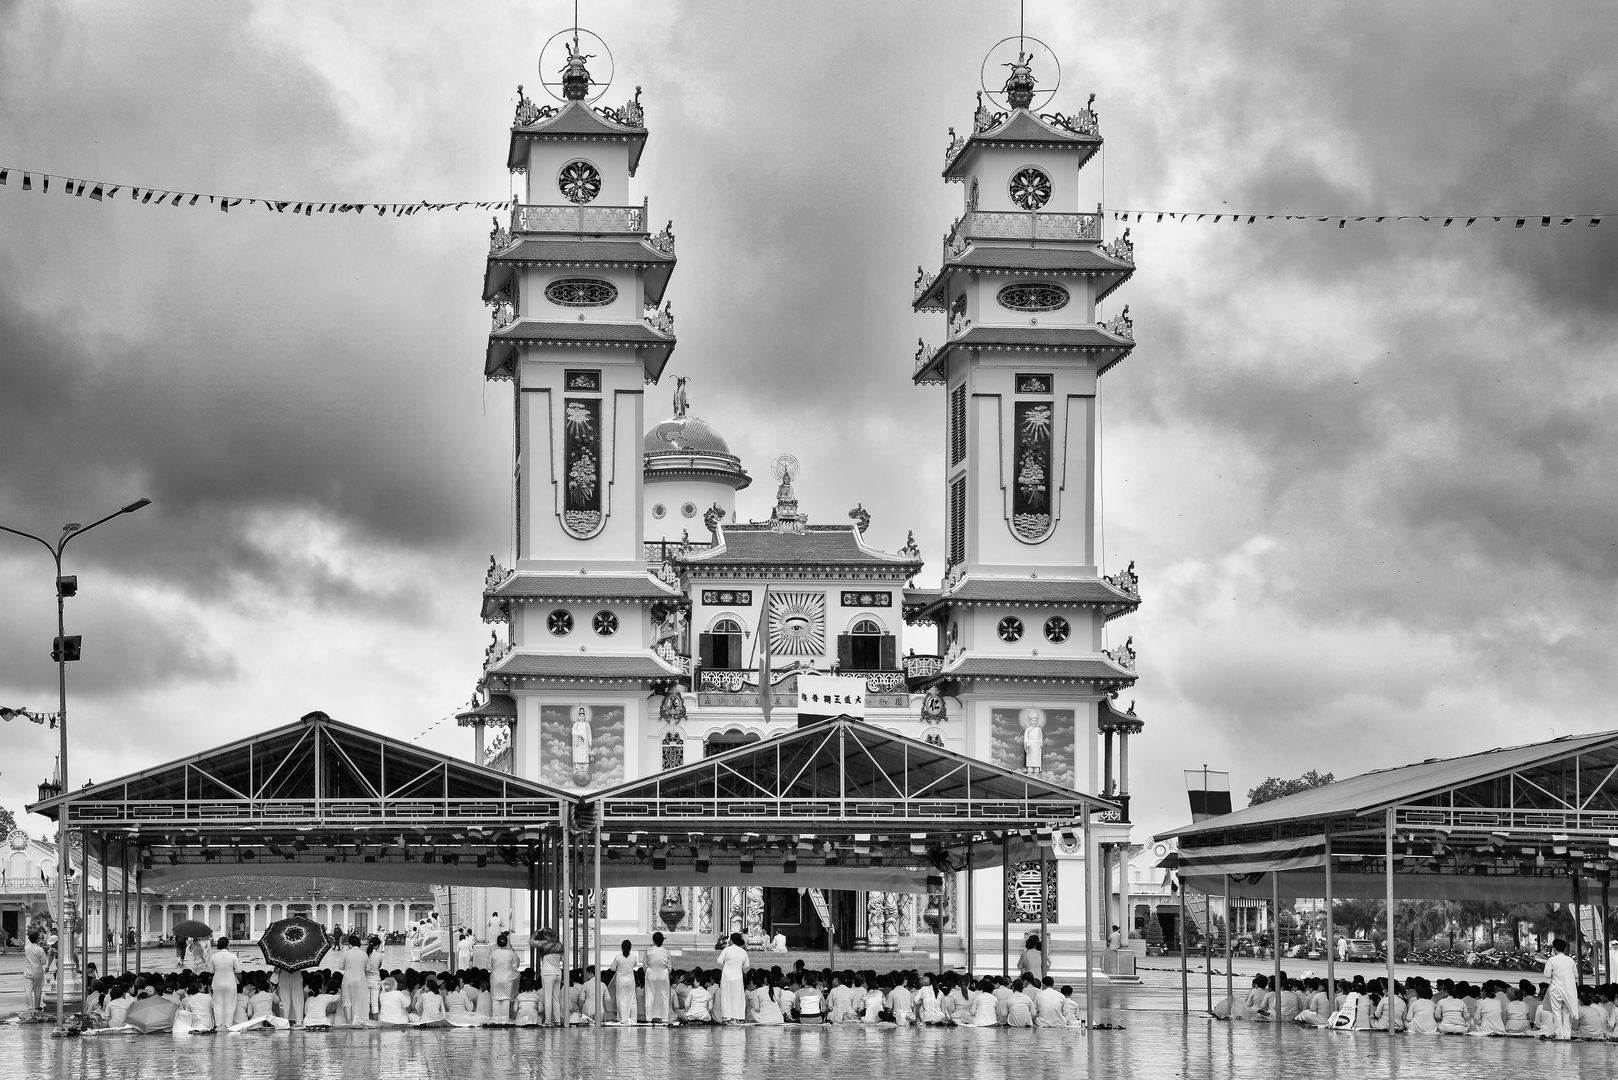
547, 609, 574, 636
997, 616, 1024, 643
1008, 167, 1052, 211
1044, 616, 1070, 643
593, 610, 619, 637
557, 159, 602, 204
997, 282, 1069, 312
545, 278, 618, 307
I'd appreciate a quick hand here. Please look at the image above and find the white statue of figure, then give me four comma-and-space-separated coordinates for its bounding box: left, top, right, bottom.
571, 705, 593, 781
1020, 707, 1046, 773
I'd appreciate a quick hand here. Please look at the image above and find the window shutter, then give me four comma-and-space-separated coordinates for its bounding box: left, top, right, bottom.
836, 634, 854, 671
880, 634, 897, 671
948, 475, 967, 568
698, 633, 716, 670
949, 384, 967, 466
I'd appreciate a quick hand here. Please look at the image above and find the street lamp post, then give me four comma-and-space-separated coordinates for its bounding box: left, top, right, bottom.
0, 497, 149, 1027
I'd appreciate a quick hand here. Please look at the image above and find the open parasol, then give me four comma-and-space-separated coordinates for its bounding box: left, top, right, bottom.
124, 995, 179, 1033
171, 920, 213, 940
257, 914, 332, 972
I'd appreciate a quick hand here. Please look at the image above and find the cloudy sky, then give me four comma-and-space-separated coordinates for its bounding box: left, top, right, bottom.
2, 1, 1616, 847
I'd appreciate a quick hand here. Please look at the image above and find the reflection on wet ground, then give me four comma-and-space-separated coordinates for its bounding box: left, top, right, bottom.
7, 1014, 1618, 1080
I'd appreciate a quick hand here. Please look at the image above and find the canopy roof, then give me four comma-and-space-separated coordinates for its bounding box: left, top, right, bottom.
1156, 728, 1618, 902
28, 712, 573, 888
577, 717, 1111, 889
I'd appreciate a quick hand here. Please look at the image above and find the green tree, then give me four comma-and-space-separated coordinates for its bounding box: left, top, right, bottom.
1332, 899, 1385, 939
1247, 771, 1336, 806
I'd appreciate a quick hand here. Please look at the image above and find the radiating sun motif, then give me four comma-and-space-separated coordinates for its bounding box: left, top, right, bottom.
767, 591, 826, 656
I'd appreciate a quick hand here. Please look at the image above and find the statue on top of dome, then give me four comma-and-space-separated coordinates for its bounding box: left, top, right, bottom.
560, 38, 595, 101
673, 375, 689, 419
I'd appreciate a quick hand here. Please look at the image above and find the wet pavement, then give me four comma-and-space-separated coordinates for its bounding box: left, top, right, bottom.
4, 1013, 1618, 1079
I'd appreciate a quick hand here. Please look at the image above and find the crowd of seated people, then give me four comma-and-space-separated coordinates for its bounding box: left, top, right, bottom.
1214, 970, 1618, 1039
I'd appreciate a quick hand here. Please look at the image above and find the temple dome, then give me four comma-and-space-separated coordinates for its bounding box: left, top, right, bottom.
643, 413, 751, 490
644, 415, 733, 456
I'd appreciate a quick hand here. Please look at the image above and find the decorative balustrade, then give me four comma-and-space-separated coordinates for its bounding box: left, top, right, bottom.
861, 672, 906, 694
942, 210, 1102, 262
1040, 108, 1100, 138
913, 339, 940, 375
1101, 305, 1133, 340
648, 219, 676, 255
511, 201, 648, 235
913, 267, 937, 304
1100, 228, 1134, 264
644, 302, 675, 335
699, 670, 748, 693
1103, 560, 1140, 597
902, 654, 945, 680
1102, 636, 1137, 672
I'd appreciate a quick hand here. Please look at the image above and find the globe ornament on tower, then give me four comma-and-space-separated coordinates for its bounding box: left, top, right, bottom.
979, 36, 1060, 114
537, 28, 616, 105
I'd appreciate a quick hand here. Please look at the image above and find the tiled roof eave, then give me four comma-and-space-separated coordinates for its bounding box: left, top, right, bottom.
913, 254, 1134, 312
913, 329, 1135, 384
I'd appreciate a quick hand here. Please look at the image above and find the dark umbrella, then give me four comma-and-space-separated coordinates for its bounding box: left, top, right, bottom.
257, 914, 332, 972
172, 920, 214, 940
125, 996, 179, 1033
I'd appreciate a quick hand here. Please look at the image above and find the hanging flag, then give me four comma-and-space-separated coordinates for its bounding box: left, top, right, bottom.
756, 585, 773, 723
1184, 768, 1232, 821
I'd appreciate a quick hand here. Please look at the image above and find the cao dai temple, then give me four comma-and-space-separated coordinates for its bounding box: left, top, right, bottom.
30, 36, 1151, 979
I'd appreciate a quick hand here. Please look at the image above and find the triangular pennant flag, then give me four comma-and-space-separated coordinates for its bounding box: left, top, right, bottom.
189, 194, 199, 205
1443, 218, 1453, 226
376, 205, 385, 216
1540, 216, 1550, 227
1247, 216, 1255, 223
22, 173, 32, 190
90, 184, 103, 201
41, 175, 48, 192
129, 186, 140, 199
1589, 218, 1601, 228
67, 179, 80, 196
1560, 217, 1572, 226
1514, 218, 1525, 228
0, 169, 7, 185
106, 186, 119, 198
141, 190, 154, 203
1465, 218, 1475, 226
169, 193, 181, 205
1337, 219, 1345, 228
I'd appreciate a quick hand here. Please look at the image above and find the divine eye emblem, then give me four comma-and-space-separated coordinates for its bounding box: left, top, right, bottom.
1044, 616, 1070, 643
547, 609, 574, 636
558, 159, 602, 204
546, 278, 617, 307
997, 616, 1024, 643
998, 283, 1069, 312
593, 610, 619, 637
1008, 167, 1052, 211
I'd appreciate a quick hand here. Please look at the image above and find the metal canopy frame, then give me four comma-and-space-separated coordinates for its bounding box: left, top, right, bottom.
576, 718, 1113, 889
27, 711, 572, 881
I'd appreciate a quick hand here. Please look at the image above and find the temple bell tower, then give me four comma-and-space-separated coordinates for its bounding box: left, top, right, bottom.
907, 44, 1145, 960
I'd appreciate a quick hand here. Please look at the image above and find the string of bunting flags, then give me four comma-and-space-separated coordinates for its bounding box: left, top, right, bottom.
1107, 209, 1604, 229
0, 166, 514, 216
1, 705, 58, 728
0, 164, 1606, 230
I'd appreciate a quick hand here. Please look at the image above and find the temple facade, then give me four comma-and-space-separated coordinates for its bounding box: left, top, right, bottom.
460, 36, 1145, 970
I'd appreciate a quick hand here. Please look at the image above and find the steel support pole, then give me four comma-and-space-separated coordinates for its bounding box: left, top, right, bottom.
936, 885, 944, 976
1604, 880, 1612, 985
1385, 808, 1396, 1026
78, 830, 89, 991
593, 821, 602, 1004
99, 833, 108, 978
1083, 805, 1094, 1030
1573, 875, 1584, 988
1224, 875, 1233, 1012
559, 820, 571, 1006
1039, 851, 1049, 980
965, 843, 975, 976
1323, 826, 1335, 1004
120, 836, 130, 975
828, 889, 837, 972
1179, 878, 1188, 1016
447, 879, 456, 975
1002, 834, 1011, 977
1205, 883, 1213, 1014
133, 862, 142, 974
1271, 870, 1282, 1016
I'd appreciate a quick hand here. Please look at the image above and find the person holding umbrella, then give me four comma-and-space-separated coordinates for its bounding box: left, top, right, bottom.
258, 914, 331, 1026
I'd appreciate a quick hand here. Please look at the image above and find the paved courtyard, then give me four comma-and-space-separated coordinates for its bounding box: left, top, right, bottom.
4, 1013, 1618, 1080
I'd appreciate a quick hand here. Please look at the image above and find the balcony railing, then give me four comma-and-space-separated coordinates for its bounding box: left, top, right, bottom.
944, 210, 1101, 261
697, 669, 906, 696
512, 199, 648, 236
